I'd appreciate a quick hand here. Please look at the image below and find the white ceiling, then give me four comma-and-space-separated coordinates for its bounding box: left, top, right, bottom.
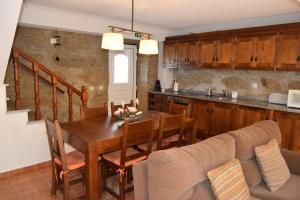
26, 0, 300, 29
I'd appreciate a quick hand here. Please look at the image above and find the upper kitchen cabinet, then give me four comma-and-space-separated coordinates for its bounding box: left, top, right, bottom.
235, 36, 256, 69
235, 34, 277, 70
177, 41, 199, 68
164, 22, 300, 71
254, 34, 277, 70
164, 42, 177, 68
215, 37, 236, 69
199, 39, 216, 68
275, 32, 300, 71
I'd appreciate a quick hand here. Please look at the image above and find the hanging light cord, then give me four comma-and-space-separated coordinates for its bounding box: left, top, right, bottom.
131, 0, 134, 31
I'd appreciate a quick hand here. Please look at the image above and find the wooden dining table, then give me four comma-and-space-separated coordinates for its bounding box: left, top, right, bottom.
60, 110, 166, 200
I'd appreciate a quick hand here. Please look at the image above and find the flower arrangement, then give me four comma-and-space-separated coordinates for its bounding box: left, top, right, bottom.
114, 99, 142, 121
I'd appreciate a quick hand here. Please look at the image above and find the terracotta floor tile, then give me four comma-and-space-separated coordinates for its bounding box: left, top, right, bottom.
0, 185, 22, 200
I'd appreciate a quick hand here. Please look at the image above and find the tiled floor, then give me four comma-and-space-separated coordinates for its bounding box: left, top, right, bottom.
0, 165, 134, 200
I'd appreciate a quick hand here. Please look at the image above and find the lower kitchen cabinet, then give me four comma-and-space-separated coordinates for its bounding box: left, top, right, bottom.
234, 105, 271, 129
273, 111, 300, 152
151, 93, 169, 112
210, 102, 236, 135
191, 100, 210, 136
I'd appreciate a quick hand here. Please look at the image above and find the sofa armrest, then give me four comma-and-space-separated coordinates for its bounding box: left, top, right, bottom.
281, 148, 300, 175
133, 160, 149, 200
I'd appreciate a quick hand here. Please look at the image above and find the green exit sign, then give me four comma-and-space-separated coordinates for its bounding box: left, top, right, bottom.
134, 32, 142, 38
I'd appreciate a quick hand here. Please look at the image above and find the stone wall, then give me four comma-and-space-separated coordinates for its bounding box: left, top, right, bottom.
5, 26, 158, 121
174, 68, 300, 101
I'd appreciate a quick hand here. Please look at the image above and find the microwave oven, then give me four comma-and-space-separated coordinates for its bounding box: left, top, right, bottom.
287, 90, 300, 109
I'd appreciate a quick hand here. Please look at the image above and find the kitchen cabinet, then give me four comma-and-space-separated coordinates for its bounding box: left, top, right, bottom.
191, 101, 235, 137
235, 36, 256, 69
164, 43, 177, 68
154, 93, 169, 112
164, 22, 300, 71
176, 42, 199, 68
215, 38, 236, 69
275, 32, 300, 71
273, 111, 300, 152
254, 35, 277, 70
191, 100, 210, 136
234, 105, 271, 129
209, 102, 236, 135
177, 42, 188, 66
199, 39, 216, 68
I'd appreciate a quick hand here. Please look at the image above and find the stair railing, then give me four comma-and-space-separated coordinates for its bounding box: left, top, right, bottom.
12, 47, 88, 121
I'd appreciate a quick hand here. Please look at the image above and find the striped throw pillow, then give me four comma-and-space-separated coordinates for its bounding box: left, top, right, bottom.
207, 159, 250, 200
255, 139, 290, 192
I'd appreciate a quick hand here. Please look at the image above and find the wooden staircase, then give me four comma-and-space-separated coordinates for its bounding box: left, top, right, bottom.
11, 47, 88, 122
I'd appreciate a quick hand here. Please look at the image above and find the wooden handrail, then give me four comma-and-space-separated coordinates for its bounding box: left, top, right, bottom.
12, 47, 88, 121
18, 62, 65, 94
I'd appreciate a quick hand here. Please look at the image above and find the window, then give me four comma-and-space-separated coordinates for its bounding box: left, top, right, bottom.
114, 54, 129, 83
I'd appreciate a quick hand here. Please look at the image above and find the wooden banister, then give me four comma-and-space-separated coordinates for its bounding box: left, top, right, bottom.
12, 47, 88, 121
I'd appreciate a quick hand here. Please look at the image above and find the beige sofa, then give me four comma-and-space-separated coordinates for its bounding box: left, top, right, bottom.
133, 120, 300, 200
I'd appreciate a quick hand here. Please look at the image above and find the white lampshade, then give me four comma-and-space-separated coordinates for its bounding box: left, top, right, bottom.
101, 32, 124, 50
139, 39, 158, 55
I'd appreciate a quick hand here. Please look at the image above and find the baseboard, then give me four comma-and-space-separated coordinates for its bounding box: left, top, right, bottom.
0, 161, 51, 179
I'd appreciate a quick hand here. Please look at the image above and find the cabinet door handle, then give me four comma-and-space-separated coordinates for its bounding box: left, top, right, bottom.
250, 56, 253, 61
216, 56, 219, 62
297, 56, 300, 62
212, 57, 215, 62
255, 56, 258, 62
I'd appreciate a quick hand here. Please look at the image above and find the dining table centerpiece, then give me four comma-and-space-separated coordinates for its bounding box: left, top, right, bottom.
114, 99, 142, 121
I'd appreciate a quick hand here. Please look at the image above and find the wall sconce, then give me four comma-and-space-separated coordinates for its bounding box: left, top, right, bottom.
50, 30, 61, 47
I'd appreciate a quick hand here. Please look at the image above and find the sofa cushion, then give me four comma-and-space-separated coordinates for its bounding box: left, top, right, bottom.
255, 139, 290, 192
251, 174, 300, 200
133, 160, 149, 200
207, 159, 250, 200
147, 134, 235, 200
228, 120, 282, 189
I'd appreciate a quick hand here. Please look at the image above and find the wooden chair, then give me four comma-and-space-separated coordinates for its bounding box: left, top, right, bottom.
137, 112, 186, 152
45, 118, 86, 200
111, 100, 134, 115
168, 100, 192, 117
101, 119, 155, 200
80, 103, 107, 120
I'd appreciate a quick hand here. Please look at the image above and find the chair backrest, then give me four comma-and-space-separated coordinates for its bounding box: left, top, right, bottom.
157, 111, 186, 150
45, 118, 68, 172
80, 103, 108, 120
120, 119, 155, 167
169, 100, 192, 117
111, 100, 134, 115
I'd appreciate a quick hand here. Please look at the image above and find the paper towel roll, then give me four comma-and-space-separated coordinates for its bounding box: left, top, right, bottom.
173, 82, 178, 92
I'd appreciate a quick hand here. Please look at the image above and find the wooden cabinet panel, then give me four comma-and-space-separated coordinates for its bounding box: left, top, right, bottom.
235, 105, 270, 129
216, 38, 235, 68
164, 43, 177, 68
276, 32, 300, 71
235, 37, 256, 69
254, 35, 276, 70
199, 40, 216, 67
273, 111, 300, 152
210, 102, 236, 136
187, 42, 199, 67
154, 94, 169, 112
177, 43, 188, 66
191, 100, 210, 135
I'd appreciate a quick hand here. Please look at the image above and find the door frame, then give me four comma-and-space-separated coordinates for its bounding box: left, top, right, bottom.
108, 44, 137, 115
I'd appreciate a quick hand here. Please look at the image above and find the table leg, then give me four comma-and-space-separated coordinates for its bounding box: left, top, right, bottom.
86, 143, 99, 200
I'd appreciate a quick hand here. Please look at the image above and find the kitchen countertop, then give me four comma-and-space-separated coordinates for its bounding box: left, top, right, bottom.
149, 90, 300, 114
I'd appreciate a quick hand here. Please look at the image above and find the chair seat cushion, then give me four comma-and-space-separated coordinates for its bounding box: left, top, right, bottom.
251, 174, 300, 200
138, 142, 159, 152
54, 150, 85, 171
103, 147, 146, 167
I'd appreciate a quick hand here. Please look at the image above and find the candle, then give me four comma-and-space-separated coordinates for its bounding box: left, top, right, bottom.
136, 98, 139, 106
121, 101, 124, 108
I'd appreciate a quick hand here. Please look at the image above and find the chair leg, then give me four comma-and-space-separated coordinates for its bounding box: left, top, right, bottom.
63, 174, 71, 200
119, 169, 126, 200
51, 167, 57, 196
